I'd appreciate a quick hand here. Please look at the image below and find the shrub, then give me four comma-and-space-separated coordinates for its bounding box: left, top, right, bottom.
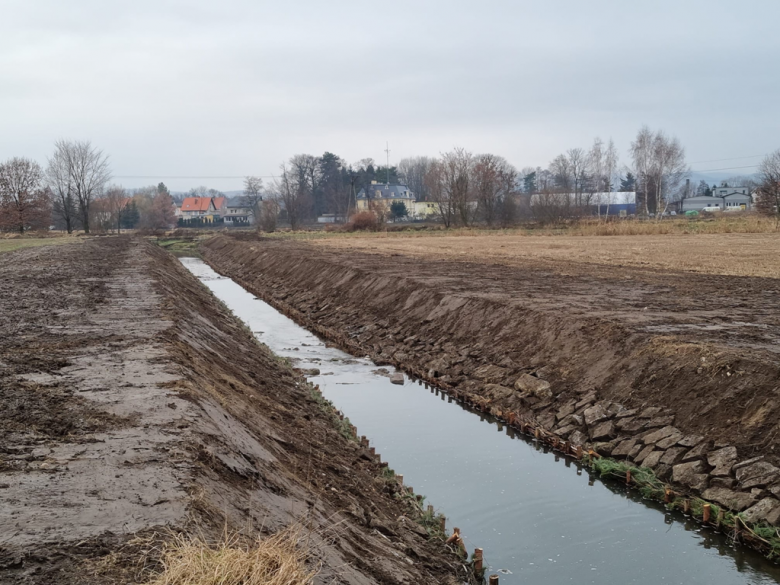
347, 211, 379, 231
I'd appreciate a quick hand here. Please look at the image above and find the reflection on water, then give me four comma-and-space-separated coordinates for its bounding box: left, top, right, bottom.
181, 257, 780, 585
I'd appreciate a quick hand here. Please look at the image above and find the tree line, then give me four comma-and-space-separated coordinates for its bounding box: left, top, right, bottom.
0, 141, 175, 234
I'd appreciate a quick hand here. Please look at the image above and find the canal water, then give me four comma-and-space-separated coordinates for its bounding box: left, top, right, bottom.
181, 257, 780, 585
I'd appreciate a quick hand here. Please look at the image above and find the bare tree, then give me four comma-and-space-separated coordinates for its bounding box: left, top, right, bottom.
441, 148, 474, 226
650, 131, 688, 217
276, 162, 309, 230
242, 176, 264, 228
104, 185, 127, 233
46, 149, 78, 233
588, 139, 605, 217
472, 154, 517, 226
397, 156, 433, 201
631, 126, 655, 216
756, 149, 780, 225
0, 158, 51, 233
604, 139, 619, 217
424, 160, 455, 228
52, 140, 111, 233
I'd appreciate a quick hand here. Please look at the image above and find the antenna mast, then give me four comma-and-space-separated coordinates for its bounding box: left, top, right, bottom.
384, 141, 391, 185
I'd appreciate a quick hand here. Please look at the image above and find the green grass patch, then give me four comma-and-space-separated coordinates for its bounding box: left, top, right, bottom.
0, 237, 81, 254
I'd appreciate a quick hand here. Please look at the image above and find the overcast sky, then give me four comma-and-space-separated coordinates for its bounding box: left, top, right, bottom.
2, 0, 778, 192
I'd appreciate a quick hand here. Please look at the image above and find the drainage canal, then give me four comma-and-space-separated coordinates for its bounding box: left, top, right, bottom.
181, 257, 780, 585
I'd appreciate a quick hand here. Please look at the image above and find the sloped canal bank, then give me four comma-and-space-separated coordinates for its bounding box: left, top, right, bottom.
181, 257, 780, 585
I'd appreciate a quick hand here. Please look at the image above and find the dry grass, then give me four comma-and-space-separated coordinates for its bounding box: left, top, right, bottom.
0, 234, 82, 254
313, 231, 780, 278
148, 528, 318, 585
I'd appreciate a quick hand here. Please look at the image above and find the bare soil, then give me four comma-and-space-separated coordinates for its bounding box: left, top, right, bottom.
0, 238, 467, 584
314, 232, 780, 278
201, 234, 780, 483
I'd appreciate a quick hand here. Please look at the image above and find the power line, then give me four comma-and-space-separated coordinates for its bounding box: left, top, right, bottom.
689, 164, 760, 173
113, 175, 277, 179
688, 154, 766, 165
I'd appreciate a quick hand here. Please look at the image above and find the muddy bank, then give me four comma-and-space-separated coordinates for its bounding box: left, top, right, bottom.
0, 237, 468, 584
202, 234, 780, 527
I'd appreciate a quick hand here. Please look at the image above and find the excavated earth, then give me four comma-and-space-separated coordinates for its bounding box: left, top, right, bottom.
202, 233, 780, 526
0, 237, 467, 585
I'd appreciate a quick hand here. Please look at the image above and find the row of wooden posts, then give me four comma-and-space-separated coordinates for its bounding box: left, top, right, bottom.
314, 384, 501, 583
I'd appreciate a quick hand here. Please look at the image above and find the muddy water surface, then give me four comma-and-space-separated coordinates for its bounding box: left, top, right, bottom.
181, 257, 780, 585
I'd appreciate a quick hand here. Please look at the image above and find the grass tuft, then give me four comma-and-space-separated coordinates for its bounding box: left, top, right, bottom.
149, 528, 317, 585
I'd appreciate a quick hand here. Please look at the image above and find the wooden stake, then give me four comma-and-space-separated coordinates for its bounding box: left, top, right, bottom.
664, 488, 672, 504
445, 527, 460, 545
626, 469, 632, 485
717, 508, 724, 527
474, 548, 483, 572
427, 504, 434, 516
576, 445, 583, 458
397, 474, 404, 487
703, 503, 711, 523
683, 500, 690, 514
440, 516, 446, 532
489, 576, 499, 585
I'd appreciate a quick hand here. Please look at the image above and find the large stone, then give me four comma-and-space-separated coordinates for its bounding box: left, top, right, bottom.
672, 461, 709, 490
575, 392, 597, 409
638, 407, 663, 419
474, 364, 510, 383
734, 456, 765, 472
641, 426, 680, 446
643, 450, 664, 469
389, 373, 405, 385
612, 439, 638, 458
594, 440, 619, 456
590, 420, 615, 441
682, 440, 713, 462
634, 444, 656, 465
736, 461, 780, 489
556, 402, 576, 421
555, 425, 577, 438
615, 408, 638, 419
742, 498, 780, 524
514, 373, 552, 398
569, 430, 588, 446
656, 432, 685, 450
678, 435, 705, 448
659, 447, 687, 466
709, 477, 736, 489
483, 384, 514, 401
628, 444, 643, 459
643, 415, 676, 429
583, 404, 610, 427
707, 446, 738, 477
615, 417, 645, 434
702, 487, 758, 512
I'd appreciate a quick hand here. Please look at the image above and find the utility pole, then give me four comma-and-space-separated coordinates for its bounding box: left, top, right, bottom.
385, 142, 391, 185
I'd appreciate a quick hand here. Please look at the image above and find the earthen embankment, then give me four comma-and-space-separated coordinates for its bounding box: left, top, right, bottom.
0, 237, 466, 584
202, 234, 780, 527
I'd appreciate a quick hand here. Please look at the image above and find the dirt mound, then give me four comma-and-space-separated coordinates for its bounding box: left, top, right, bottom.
201, 235, 780, 519
0, 238, 467, 584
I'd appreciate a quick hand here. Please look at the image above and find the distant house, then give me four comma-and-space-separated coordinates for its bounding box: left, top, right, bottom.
413, 201, 438, 219
682, 190, 752, 212
224, 197, 254, 226
356, 182, 415, 214
212, 196, 227, 217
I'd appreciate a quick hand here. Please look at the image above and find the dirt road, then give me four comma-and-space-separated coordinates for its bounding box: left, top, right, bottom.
0, 238, 466, 584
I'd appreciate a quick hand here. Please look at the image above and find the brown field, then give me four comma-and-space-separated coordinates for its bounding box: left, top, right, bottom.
313, 232, 780, 278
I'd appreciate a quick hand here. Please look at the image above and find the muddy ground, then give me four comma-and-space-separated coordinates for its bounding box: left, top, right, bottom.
0, 237, 468, 584
202, 234, 780, 521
